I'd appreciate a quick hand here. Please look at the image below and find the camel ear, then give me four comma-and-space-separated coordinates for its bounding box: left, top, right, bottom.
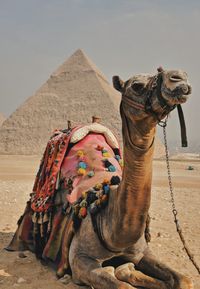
112, 76, 124, 92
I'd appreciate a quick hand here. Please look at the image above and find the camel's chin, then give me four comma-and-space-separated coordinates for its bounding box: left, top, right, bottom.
177, 95, 188, 103
173, 95, 188, 104
163, 94, 189, 106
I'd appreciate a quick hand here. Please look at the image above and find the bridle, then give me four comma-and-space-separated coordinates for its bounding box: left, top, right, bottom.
122, 69, 188, 147
145, 72, 176, 121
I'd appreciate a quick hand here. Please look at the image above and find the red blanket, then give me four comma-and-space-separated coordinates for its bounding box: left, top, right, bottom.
31, 127, 80, 212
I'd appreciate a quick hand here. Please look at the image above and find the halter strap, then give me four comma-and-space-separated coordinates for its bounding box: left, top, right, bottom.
177, 104, 188, 147
122, 72, 188, 147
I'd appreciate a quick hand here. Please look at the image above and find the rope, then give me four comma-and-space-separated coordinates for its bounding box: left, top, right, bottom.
162, 122, 200, 275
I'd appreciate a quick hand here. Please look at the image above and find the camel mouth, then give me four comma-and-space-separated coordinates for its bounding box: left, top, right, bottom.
161, 84, 191, 105
171, 94, 189, 104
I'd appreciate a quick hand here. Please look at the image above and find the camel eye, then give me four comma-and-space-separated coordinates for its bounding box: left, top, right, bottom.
131, 82, 145, 94
170, 75, 183, 82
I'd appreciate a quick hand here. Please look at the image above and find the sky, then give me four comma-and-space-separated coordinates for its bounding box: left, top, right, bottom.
0, 0, 200, 150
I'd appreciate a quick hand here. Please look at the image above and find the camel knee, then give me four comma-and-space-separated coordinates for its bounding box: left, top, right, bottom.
115, 263, 134, 280
102, 266, 116, 277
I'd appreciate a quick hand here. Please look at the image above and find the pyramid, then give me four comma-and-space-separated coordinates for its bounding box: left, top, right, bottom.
0, 113, 5, 126
0, 50, 122, 155
0, 49, 164, 157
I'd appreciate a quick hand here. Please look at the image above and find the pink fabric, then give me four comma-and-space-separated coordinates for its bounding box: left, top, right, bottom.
61, 133, 122, 204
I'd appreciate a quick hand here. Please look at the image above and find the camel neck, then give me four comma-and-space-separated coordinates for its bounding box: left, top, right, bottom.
103, 108, 156, 249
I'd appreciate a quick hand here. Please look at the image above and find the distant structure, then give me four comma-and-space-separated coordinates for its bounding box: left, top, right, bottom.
0, 113, 5, 126
0, 49, 165, 157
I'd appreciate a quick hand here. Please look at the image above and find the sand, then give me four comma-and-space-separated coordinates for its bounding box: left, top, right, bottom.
0, 155, 199, 288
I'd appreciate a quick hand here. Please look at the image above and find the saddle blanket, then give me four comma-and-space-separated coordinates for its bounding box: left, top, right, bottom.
31, 123, 122, 213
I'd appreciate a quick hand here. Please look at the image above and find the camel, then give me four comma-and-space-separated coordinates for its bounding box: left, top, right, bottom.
7, 68, 193, 289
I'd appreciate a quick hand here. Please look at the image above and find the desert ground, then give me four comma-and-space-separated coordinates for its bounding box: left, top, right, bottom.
0, 155, 199, 289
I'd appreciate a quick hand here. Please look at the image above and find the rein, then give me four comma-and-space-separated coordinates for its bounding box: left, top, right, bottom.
162, 120, 200, 275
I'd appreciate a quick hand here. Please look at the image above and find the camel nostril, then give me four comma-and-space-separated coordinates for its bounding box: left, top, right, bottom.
182, 86, 189, 94
182, 85, 192, 95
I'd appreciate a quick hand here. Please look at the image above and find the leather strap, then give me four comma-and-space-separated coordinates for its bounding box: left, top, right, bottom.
177, 104, 188, 147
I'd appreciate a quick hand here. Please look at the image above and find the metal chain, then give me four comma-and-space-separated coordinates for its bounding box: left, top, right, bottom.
162, 123, 200, 275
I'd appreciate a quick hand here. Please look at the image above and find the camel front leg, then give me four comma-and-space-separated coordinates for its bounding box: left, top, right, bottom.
115, 262, 168, 289
135, 254, 193, 289
71, 254, 137, 289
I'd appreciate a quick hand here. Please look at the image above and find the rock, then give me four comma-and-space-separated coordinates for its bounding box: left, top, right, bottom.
59, 274, 72, 284
187, 165, 194, 170
17, 277, 26, 284
18, 252, 27, 258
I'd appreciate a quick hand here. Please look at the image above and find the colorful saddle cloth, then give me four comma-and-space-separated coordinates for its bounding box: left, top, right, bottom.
31, 123, 122, 214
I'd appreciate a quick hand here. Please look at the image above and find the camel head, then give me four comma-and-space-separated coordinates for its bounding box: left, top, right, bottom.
113, 68, 192, 122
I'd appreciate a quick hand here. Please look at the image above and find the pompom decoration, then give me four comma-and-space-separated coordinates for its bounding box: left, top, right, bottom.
96, 191, 103, 198
80, 199, 87, 207
77, 150, 85, 157
96, 145, 104, 151
86, 191, 98, 203
115, 155, 121, 161
95, 199, 101, 206
87, 170, 95, 177
79, 207, 87, 218
110, 176, 121, 185
78, 161, 87, 169
82, 191, 88, 199
101, 194, 108, 203
103, 178, 110, 185
77, 168, 86, 176
103, 184, 110, 195
103, 159, 113, 168
108, 165, 116, 172
71, 176, 120, 230
90, 202, 99, 214
102, 151, 111, 158
94, 183, 102, 191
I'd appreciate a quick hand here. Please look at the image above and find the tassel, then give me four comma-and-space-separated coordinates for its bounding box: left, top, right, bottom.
47, 212, 52, 233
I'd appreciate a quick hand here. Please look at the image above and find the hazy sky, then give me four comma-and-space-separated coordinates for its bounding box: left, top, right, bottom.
0, 0, 199, 148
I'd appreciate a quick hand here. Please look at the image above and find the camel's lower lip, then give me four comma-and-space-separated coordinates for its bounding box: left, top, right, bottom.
162, 86, 190, 104
177, 97, 187, 104
162, 85, 191, 98
170, 94, 188, 104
